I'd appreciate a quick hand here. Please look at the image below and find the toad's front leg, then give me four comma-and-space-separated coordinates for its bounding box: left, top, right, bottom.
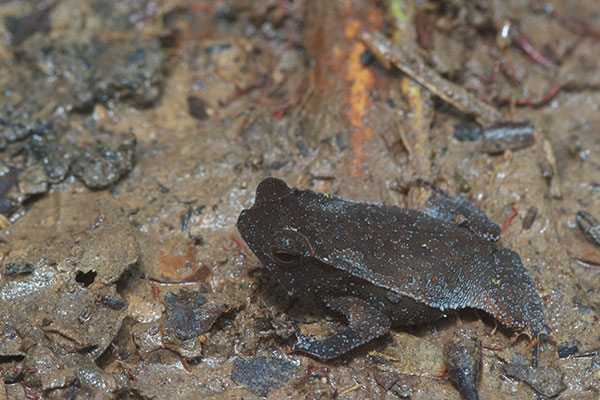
293, 296, 391, 360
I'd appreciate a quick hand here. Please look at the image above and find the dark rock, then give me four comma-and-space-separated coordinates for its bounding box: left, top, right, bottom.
165, 289, 226, 342
71, 131, 136, 189
557, 340, 580, 358
335, 132, 348, 150
165, 289, 208, 341
5, 262, 34, 276
188, 96, 210, 120
231, 357, 297, 396
454, 122, 483, 142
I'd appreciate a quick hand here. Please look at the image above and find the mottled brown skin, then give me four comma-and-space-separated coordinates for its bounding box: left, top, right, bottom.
237, 178, 547, 363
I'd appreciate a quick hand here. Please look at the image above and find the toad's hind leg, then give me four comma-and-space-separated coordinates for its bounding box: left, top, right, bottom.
293, 296, 391, 360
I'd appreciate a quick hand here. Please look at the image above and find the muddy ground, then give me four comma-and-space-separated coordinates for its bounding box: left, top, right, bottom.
0, 0, 599, 399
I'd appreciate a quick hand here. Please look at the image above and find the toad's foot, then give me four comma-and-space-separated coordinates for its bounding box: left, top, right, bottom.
293, 296, 391, 360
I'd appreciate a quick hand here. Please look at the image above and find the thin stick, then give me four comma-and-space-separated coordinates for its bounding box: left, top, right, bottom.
361, 32, 502, 125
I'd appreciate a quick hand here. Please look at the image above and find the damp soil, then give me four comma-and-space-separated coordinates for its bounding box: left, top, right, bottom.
0, 0, 599, 399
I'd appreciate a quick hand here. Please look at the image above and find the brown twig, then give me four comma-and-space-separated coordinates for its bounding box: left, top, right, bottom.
361, 31, 502, 125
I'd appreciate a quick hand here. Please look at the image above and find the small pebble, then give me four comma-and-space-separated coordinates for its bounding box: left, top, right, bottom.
360, 49, 375, 66
481, 121, 534, 154
335, 132, 348, 150
187, 96, 210, 120
5, 262, 34, 276
557, 340, 580, 358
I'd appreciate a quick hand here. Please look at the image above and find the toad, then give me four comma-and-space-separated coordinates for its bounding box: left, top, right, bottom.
237, 178, 548, 364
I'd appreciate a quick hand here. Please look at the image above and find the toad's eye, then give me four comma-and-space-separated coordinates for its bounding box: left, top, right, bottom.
273, 250, 300, 265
